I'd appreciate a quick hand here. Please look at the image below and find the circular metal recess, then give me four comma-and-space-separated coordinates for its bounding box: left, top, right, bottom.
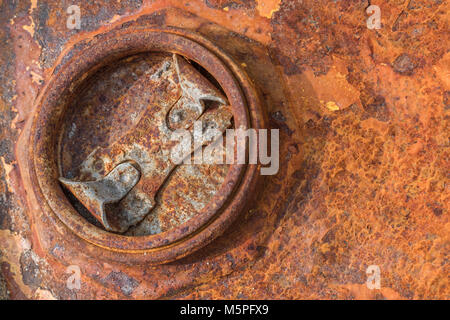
30, 27, 263, 264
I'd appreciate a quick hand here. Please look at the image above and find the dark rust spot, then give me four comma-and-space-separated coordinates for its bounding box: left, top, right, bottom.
393, 54, 416, 75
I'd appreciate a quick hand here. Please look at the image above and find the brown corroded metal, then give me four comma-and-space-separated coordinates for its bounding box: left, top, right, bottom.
29, 27, 263, 264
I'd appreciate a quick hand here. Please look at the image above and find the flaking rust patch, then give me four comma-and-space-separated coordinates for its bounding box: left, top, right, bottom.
256, 0, 281, 18
0, 230, 34, 298
325, 101, 340, 111
109, 15, 122, 24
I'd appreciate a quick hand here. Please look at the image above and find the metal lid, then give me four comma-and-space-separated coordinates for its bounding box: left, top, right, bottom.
30, 27, 264, 264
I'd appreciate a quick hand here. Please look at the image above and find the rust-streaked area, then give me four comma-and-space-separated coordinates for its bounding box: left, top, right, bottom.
0, 0, 448, 299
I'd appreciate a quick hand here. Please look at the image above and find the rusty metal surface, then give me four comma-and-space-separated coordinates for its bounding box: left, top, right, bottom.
26, 26, 263, 266
59, 53, 233, 234
0, 0, 449, 300
59, 162, 142, 232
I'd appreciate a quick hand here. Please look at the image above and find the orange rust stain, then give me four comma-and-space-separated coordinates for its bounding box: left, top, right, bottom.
433, 52, 450, 89
303, 62, 361, 113
337, 283, 405, 300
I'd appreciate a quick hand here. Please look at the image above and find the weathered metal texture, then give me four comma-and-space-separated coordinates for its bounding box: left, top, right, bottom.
0, 0, 448, 300
59, 162, 142, 232
28, 25, 263, 268
59, 53, 233, 233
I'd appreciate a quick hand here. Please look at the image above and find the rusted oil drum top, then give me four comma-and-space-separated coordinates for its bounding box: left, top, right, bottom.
29, 27, 264, 264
